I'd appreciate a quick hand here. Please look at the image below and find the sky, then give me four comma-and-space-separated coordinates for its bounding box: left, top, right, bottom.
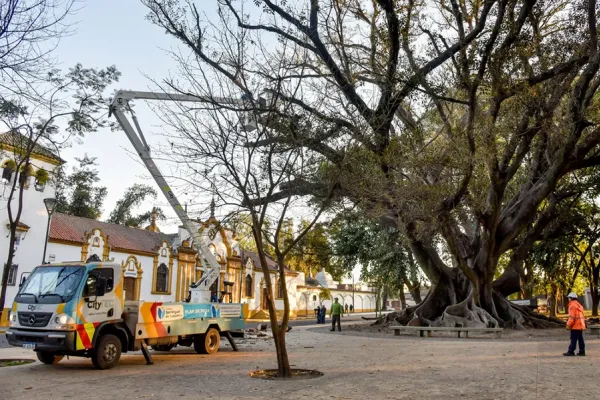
53, 0, 202, 232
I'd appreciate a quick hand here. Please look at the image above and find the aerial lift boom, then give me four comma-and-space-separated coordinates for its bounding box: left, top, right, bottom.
109, 90, 256, 303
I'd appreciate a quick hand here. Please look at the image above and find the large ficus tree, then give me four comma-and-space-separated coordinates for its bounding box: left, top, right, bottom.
144, 0, 600, 328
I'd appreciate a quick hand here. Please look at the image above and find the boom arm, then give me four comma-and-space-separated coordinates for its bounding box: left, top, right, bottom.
109, 90, 254, 295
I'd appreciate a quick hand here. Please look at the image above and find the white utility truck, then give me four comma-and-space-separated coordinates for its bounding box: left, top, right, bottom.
5, 90, 258, 369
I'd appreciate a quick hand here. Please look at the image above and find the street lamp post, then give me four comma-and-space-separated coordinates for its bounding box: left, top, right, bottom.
42, 198, 57, 264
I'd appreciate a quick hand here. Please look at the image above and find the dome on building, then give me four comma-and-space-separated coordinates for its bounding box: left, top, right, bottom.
315, 267, 334, 288
305, 276, 320, 287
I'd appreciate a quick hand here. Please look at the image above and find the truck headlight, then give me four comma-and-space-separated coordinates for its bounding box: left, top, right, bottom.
53, 314, 76, 330
8, 311, 17, 327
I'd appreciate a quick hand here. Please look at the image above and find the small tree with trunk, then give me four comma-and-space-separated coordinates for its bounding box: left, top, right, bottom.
148, 77, 332, 377
0, 64, 119, 317
318, 288, 331, 306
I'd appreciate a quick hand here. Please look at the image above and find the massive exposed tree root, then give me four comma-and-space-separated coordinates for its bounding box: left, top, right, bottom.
376, 280, 564, 330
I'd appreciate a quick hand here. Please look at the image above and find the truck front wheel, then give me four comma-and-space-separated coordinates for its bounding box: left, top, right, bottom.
193, 328, 220, 355
36, 351, 63, 365
91, 334, 121, 370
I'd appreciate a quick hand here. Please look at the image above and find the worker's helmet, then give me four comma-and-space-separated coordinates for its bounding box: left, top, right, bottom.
567, 292, 578, 299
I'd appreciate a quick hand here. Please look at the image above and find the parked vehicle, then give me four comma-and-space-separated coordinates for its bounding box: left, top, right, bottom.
6, 261, 244, 369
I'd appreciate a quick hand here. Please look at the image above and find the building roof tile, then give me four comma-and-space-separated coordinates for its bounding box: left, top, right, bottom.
0, 131, 64, 163
49, 212, 175, 254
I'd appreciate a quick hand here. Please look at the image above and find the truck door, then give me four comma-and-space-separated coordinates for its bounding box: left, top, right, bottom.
81, 267, 121, 325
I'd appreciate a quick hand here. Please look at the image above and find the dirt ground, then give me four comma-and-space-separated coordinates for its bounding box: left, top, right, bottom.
0, 322, 598, 400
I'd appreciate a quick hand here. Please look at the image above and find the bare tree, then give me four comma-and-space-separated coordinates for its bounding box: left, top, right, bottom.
132, 17, 338, 371
150, 77, 333, 375
0, 0, 78, 101
0, 63, 120, 317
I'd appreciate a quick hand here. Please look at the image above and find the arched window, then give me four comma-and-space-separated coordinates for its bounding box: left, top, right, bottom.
155, 263, 168, 293
244, 274, 253, 297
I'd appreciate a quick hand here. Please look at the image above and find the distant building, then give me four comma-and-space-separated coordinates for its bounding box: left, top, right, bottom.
5, 209, 376, 321
295, 267, 377, 315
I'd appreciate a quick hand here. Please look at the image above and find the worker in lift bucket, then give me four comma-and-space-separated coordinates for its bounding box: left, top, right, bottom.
564, 292, 586, 356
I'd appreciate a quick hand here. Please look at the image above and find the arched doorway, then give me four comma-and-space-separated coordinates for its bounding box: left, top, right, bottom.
122, 256, 142, 301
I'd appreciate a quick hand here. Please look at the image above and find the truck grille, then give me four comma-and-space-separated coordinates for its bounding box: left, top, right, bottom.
18, 312, 52, 327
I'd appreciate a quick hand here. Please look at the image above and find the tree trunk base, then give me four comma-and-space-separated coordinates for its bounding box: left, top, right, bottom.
376, 283, 564, 330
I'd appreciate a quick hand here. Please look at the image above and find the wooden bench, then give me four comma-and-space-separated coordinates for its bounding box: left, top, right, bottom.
390, 326, 503, 339
588, 325, 600, 338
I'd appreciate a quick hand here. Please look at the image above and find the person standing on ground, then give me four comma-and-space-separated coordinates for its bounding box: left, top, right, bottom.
564, 292, 586, 356
345, 304, 349, 314
320, 304, 327, 324
350, 304, 353, 313
330, 298, 344, 332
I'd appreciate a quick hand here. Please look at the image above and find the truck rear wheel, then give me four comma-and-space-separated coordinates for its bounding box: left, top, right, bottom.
36, 351, 64, 365
193, 328, 220, 355
91, 334, 121, 370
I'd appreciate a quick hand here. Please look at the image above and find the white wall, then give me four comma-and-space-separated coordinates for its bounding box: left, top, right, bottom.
0, 156, 59, 308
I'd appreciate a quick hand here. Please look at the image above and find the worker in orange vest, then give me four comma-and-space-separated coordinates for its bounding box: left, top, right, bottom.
564, 292, 586, 356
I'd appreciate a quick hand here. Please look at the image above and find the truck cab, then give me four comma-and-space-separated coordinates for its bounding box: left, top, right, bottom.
6, 261, 245, 369
6, 261, 123, 366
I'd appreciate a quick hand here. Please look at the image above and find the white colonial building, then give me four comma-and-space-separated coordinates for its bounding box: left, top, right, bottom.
42, 211, 376, 319
0, 131, 63, 324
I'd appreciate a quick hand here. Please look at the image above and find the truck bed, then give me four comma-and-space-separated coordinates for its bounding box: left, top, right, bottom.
124, 301, 245, 340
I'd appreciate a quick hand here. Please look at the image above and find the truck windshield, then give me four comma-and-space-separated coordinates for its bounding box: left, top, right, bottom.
16, 266, 84, 304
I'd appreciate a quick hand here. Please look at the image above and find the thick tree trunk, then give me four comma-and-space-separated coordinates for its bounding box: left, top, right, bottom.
251, 225, 293, 378
548, 291, 557, 318
0, 234, 15, 315
410, 284, 422, 304
380, 262, 563, 329
403, 277, 422, 304
378, 229, 566, 329
398, 289, 407, 310
548, 282, 559, 317
273, 331, 291, 378
381, 287, 388, 311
